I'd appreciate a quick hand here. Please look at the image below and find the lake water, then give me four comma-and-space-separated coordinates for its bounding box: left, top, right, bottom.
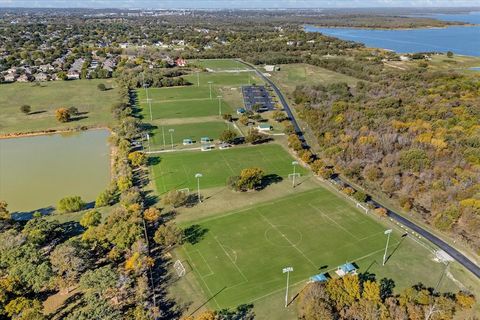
0, 129, 110, 213
305, 12, 480, 56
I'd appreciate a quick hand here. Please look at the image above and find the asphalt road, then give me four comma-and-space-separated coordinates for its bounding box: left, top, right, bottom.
239, 60, 480, 279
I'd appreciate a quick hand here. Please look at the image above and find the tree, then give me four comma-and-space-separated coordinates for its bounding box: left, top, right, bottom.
245, 129, 266, 144
22, 217, 61, 244
446, 51, 454, 58
161, 190, 187, 208
128, 151, 147, 167
95, 187, 116, 207
50, 240, 90, 291
68, 106, 78, 116
20, 105, 31, 115
143, 207, 161, 222
0, 201, 11, 221
55, 107, 70, 122
153, 223, 183, 248
80, 210, 102, 228
57, 196, 85, 213
362, 280, 381, 303
5, 298, 45, 320
297, 283, 335, 320
222, 113, 233, 122
353, 191, 368, 203
374, 207, 388, 218
219, 129, 237, 143
239, 115, 249, 126
272, 110, 286, 122
233, 167, 265, 191
97, 83, 107, 91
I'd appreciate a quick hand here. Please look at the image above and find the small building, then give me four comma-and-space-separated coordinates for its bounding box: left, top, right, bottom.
182, 138, 193, 145
16, 74, 30, 82
236, 107, 246, 115
264, 65, 275, 72
34, 72, 48, 82
200, 137, 211, 144
201, 144, 214, 151
3, 73, 16, 82
257, 124, 272, 132
309, 273, 328, 283
175, 58, 187, 67
335, 263, 357, 277
67, 70, 80, 80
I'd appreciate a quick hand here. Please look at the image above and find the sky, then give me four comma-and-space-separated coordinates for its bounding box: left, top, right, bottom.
0, 0, 478, 9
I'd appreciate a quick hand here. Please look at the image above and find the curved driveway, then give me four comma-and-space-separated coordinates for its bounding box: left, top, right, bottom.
238, 60, 480, 279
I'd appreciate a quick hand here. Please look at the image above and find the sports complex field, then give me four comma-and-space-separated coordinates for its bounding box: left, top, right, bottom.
178, 188, 465, 309
151, 144, 306, 193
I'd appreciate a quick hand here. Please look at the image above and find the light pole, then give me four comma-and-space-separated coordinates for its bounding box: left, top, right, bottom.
168, 128, 175, 149
162, 126, 166, 149
146, 133, 151, 153
146, 98, 153, 121
195, 173, 203, 203
208, 81, 213, 100
283, 267, 293, 308
217, 95, 223, 116
291, 161, 298, 188
197, 71, 200, 87
382, 229, 393, 266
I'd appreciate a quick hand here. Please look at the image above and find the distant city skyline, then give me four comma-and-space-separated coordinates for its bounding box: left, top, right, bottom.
0, 0, 478, 9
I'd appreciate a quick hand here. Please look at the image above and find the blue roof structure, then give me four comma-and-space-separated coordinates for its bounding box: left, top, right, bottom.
340, 263, 356, 273
309, 273, 328, 282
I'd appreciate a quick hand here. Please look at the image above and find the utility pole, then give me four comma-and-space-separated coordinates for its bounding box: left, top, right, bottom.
162, 126, 166, 149
197, 71, 200, 87
217, 95, 223, 116
283, 267, 293, 307
383, 229, 393, 266
208, 81, 213, 100
168, 128, 174, 150
291, 161, 298, 188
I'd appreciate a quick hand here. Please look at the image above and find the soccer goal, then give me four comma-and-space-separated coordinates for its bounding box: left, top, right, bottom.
356, 202, 369, 214
174, 260, 186, 277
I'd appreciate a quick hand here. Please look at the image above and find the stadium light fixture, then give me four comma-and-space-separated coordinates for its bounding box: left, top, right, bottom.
282, 266, 293, 307
291, 161, 299, 188
383, 229, 393, 266
195, 173, 203, 203
168, 128, 175, 149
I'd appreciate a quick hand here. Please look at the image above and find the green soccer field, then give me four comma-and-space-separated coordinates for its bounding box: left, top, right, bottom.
183, 72, 259, 87
149, 121, 232, 150
178, 188, 468, 309
140, 98, 234, 120
151, 144, 307, 193
191, 59, 250, 71
138, 86, 214, 102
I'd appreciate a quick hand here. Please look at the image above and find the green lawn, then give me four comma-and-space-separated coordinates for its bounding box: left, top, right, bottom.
191, 59, 250, 71
0, 79, 117, 134
151, 143, 306, 193
149, 121, 232, 149
138, 86, 214, 102
183, 72, 259, 87
270, 63, 360, 94
140, 98, 234, 120
178, 188, 474, 310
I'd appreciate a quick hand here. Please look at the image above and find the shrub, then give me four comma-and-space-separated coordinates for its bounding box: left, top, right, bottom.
161, 190, 187, 208
55, 108, 70, 123
97, 83, 107, 91
57, 196, 85, 213
219, 129, 237, 144
20, 105, 31, 115
80, 210, 101, 228
353, 191, 368, 203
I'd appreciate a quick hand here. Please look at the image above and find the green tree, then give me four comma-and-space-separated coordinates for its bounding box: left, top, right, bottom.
20, 105, 31, 115
245, 129, 265, 144
153, 223, 183, 248
5, 298, 45, 320
80, 210, 102, 228
50, 240, 90, 291
128, 151, 147, 167
57, 196, 85, 213
161, 190, 187, 208
234, 167, 265, 191
219, 129, 237, 143
272, 110, 286, 122
0, 201, 11, 221
97, 83, 107, 91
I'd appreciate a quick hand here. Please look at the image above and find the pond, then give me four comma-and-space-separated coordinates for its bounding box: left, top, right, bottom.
305, 12, 480, 56
0, 129, 111, 214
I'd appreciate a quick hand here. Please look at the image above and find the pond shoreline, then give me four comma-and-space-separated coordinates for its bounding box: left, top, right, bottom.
305, 23, 477, 31
0, 125, 110, 140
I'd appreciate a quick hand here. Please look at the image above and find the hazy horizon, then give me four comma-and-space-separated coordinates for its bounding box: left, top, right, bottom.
0, 0, 479, 9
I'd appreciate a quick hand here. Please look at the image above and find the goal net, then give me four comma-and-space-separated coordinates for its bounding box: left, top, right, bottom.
174, 260, 186, 277
356, 202, 369, 214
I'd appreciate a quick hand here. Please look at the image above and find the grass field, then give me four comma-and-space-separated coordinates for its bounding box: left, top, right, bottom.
178, 188, 473, 310
151, 144, 306, 193
0, 79, 117, 134
270, 63, 360, 93
138, 86, 214, 102
149, 121, 232, 149
183, 72, 259, 87
191, 59, 250, 71
140, 98, 234, 120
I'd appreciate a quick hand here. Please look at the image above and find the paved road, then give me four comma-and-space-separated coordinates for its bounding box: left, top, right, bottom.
238, 60, 480, 279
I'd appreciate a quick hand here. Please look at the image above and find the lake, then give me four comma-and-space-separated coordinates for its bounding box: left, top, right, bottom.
305, 12, 480, 56
0, 129, 110, 213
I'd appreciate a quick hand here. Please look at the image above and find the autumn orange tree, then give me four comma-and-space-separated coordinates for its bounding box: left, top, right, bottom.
55, 107, 70, 122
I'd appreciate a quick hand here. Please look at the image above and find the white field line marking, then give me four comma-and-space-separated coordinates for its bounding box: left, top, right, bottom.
259, 213, 317, 269
220, 153, 236, 175
196, 250, 215, 278
182, 247, 221, 309
309, 204, 360, 241
213, 235, 248, 281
